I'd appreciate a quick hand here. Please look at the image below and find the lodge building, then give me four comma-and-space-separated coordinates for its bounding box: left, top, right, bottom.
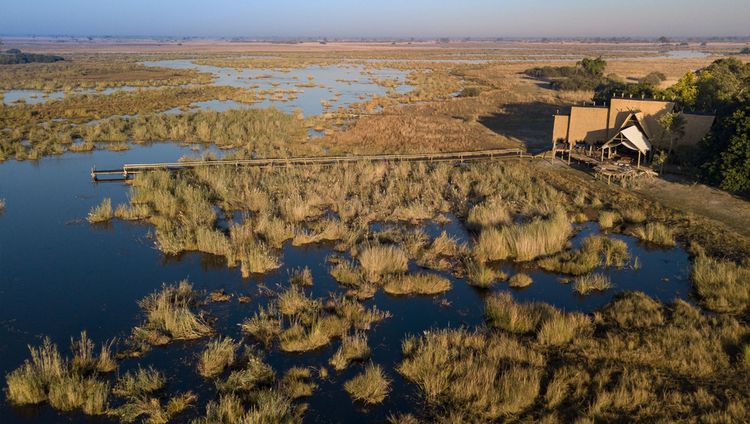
552, 96, 715, 166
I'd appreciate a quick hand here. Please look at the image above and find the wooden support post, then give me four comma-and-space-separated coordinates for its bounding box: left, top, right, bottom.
637, 151, 641, 169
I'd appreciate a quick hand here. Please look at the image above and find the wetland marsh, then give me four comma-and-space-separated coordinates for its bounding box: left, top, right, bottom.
1, 40, 750, 423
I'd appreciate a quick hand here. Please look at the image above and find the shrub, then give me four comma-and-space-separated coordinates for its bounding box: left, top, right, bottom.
344, 363, 391, 405
458, 86, 481, 97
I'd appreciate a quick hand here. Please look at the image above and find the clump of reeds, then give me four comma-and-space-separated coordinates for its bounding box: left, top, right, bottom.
330, 332, 371, 371
216, 351, 275, 394
114, 203, 150, 220
573, 273, 612, 295
198, 337, 241, 378
193, 391, 303, 424
465, 260, 506, 288
108, 392, 196, 424
132, 280, 212, 349
601, 292, 665, 329
112, 366, 165, 398
70, 331, 117, 373
537, 311, 591, 346
358, 244, 408, 282
398, 329, 543, 420
466, 196, 511, 230
279, 319, 336, 353
631, 222, 676, 247
383, 273, 452, 296
485, 292, 553, 334
277, 286, 320, 318
692, 255, 750, 314
509, 273, 533, 288
474, 211, 571, 262
620, 207, 646, 224
289, 266, 313, 286
598, 211, 620, 229
241, 304, 281, 347
281, 367, 317, 399
537, 235, 629, 275
4, 337, 110, 415
330, 260, 363, 287
87, 198, 113, 223
344, 363, 391, 405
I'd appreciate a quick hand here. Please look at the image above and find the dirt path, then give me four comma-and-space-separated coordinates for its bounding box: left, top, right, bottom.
635, 177, 750, 238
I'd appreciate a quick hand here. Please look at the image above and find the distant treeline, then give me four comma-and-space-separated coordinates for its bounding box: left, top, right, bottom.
0, 49, 64, 65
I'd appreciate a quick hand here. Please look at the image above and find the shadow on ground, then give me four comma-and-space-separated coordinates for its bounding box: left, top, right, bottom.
479, 101, 560, 153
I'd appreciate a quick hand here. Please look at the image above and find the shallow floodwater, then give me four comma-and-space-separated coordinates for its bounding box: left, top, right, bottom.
142, 59, 412, 116
0, 146, 693, 423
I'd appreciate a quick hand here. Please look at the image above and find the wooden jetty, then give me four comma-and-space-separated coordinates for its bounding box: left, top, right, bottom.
91, 148, 534, 181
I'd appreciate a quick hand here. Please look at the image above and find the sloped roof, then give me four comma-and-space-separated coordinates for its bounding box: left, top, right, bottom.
620, 126, 652, 154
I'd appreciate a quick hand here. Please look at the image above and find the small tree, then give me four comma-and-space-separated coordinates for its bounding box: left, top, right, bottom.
657, 112, 687, 173
578, 57, 607, 77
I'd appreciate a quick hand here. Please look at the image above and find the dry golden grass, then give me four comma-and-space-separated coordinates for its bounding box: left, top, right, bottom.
330, 333, 371, 371
474, 211, 572, 263
198, 337, 240, 378
692, 255, 750, 314
358, 244, 409, 282
344, 363, 391, 405
383, 273, 452, 296
508, 273, 533, 288
573, 273, 613, 295
399, 328, 543, 420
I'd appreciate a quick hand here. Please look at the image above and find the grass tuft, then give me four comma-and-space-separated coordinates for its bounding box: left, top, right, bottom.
509, 273, 533, 288
344, 363, 391, 405
383, 273, 452, 296
197, 337, 240, 378
359, 244, 409, 282
692, 255, 750, 314
330, 332, 371, 371
87, 198, 113, 223
573, 273, 612, 295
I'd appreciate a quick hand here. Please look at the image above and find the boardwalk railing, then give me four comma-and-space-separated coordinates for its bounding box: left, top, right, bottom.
91, 148, 536, 181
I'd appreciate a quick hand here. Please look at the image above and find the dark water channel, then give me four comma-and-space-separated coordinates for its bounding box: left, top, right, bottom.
0, 145, 692, 423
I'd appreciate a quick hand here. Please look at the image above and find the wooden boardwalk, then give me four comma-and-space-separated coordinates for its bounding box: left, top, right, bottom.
91, 148, 536, 181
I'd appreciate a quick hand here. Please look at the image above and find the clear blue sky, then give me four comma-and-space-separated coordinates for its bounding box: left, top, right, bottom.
1, 0, 748, 38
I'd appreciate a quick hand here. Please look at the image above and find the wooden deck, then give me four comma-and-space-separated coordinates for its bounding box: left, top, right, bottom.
91, 148, 535, 181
